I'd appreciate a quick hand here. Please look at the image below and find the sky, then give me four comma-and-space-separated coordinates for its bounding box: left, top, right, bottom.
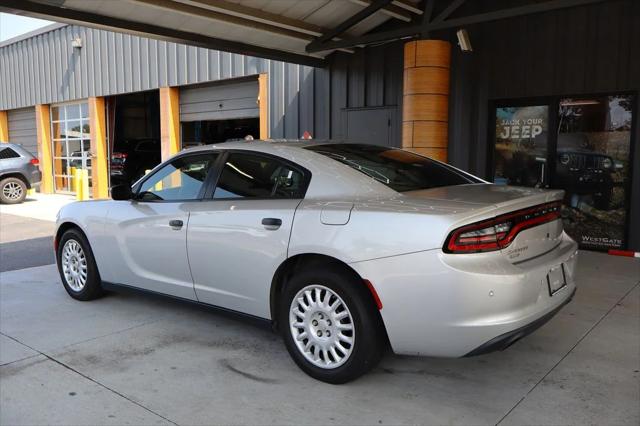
0, 13, 54, 42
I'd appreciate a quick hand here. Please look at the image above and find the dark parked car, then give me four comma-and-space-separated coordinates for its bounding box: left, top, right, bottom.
110, 139, 161, 185
0, 143, 42, 204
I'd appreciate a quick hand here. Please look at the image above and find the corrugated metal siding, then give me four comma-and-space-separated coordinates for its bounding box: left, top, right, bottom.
0, 25, 311, 140
0, 24, 402, 146
7, 107, 37, 154
179, 79, 259, 122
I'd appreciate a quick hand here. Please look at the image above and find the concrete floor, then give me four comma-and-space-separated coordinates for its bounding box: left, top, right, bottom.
0, 249, 638, 425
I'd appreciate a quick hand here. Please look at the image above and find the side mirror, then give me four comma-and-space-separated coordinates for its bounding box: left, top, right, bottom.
111, 184, 133, 200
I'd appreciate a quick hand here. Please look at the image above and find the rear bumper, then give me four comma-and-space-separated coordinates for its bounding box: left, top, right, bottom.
349, 232, 579, 357
29, 169, 42, 186
464, 287, 576, 356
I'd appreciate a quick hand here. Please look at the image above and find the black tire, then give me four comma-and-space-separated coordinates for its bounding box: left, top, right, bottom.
0, 177, 27, 204
56, 228, 104, 301
279, 265, 384, 384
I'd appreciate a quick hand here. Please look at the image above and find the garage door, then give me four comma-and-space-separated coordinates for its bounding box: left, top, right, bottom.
8, 107, 37, 155
180, 79, 259, 122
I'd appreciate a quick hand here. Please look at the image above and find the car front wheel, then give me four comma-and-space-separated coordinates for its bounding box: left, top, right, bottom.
0, 177, 27, 204
279, 265, 384, 384
56, 228, 104, 301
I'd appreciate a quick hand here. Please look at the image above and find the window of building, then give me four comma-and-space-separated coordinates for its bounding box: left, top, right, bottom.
50, 102, 91, 193
213, 153, 306, 199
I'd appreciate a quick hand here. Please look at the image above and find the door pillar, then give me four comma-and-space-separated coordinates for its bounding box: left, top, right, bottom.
0, 111, 8, 142
89, 97, 109, 199
35, 104, 54, 193
402, 40, 451, 162
160, 87, 180, 161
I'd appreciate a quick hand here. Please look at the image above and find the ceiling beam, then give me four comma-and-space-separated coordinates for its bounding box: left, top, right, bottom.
391, 0, 424, 15
0, 0, 326, 67
307, 0, 610, 53
130, 0, 313, 42
173, 0, 327, 37
420, 0, 435, 38
348, 0, 413, 22
167, 0, 355, 54
432, 0, 466, 23
307, 0, 394, 52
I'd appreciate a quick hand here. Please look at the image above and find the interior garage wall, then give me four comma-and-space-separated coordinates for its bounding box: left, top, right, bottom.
442, 0, 640, 250
7, 107, 37, 154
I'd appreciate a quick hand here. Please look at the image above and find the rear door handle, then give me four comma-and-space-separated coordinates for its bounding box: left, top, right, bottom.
261, 218, 282, 230
169, 219, 183, 229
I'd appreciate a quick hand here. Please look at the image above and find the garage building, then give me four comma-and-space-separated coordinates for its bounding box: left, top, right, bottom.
0, 0, 638, 253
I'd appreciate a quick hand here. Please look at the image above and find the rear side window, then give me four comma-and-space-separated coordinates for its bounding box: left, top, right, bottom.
305, 144, 479, 192
214, 152, 306, 199
0, 147, 20, 160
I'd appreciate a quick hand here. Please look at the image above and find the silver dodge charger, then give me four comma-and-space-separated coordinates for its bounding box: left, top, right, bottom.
55, 141, 578, 383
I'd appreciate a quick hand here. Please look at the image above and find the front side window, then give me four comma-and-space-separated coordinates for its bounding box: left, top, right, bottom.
137, 153, 216, 201
214, 152, 306, 199
305, 144, 479, 192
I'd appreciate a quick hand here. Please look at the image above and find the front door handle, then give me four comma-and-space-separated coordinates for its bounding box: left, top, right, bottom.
169, 219, 184, 230
262, 218, 282, 230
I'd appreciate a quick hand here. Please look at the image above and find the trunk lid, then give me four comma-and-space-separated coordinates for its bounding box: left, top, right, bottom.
405, 184, 565, 262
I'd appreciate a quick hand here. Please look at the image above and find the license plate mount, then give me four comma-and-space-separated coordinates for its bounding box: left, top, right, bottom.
547, 264, 567, 296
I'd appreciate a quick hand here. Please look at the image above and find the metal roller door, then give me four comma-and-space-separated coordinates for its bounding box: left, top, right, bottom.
8, 107, 37, 155
179, 79, 259, 122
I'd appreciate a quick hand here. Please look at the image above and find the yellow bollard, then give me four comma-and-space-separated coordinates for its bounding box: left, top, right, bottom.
81, 169, 90, 200
74, 168, 90, 200
74, 168, 83, 201
70, 166, 76, 193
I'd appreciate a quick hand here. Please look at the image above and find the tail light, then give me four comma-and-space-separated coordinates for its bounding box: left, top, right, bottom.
111, 152, 128, 160
444, 202, 562, 253
30, 158, 39, 165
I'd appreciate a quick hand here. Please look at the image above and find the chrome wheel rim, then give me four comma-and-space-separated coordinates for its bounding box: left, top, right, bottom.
2, 182, 23, 200
289, 285, 355, 369
61, 239, 88, 291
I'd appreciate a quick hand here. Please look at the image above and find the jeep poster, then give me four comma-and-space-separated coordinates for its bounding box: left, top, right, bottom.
494, 95, 633, 252
494, 105, 549, 187
557, 95, 633, 251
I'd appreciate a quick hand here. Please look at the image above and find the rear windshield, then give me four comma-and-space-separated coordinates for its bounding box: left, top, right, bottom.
305, 144, 479, 192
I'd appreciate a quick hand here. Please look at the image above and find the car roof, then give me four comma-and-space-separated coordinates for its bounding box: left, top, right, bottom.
181, 139, 335, 153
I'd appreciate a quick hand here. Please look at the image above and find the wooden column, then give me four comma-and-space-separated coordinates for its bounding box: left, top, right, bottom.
35, 104, 54, 193
402, 40, 451, 162
89, 97, 109, 199
160, 87, 180, 161
258, 73, 269, 140
0, 111, 8, 142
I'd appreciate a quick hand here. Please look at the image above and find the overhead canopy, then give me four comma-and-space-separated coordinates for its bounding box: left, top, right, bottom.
0, 0, 610, 67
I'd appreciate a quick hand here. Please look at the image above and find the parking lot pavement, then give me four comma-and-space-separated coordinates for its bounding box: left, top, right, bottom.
0, 214, 55, 272
0, 252, 638, 425
0, 193, 75, 222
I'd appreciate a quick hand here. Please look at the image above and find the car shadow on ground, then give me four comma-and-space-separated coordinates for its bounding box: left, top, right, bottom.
0, 237, 54, 272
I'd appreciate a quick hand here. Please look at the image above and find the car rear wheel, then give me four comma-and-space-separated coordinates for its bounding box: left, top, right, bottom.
279, 265, 384, 384
56, 228, 104, 301
0, 177, 27, 204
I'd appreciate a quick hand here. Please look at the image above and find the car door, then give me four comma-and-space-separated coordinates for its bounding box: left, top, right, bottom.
104, 152, 218, 300
187, 151, 309, 319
